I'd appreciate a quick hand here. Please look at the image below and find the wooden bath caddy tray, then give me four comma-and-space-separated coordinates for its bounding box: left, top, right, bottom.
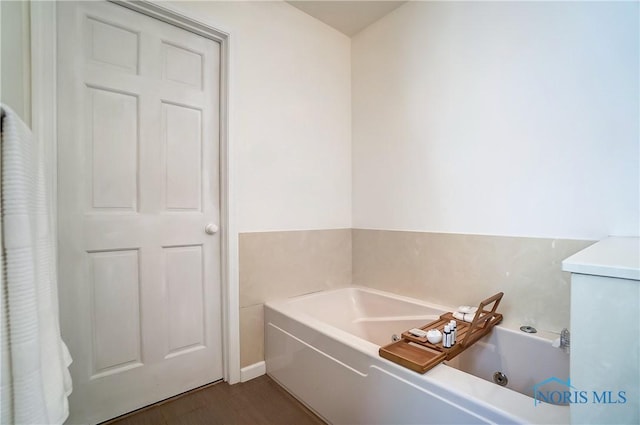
379, 292, 504, 374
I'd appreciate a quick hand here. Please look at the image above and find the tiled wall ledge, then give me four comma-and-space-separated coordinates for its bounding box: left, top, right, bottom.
352, 229, 594, 333
239, 229, 352, 367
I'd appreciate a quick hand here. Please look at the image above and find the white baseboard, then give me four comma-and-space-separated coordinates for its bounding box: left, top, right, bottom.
240, 361, 266, 382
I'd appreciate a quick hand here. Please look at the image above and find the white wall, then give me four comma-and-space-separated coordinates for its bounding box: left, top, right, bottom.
171, 1, 352, 233
352, 1, 639, 240
1, 0, 31, 126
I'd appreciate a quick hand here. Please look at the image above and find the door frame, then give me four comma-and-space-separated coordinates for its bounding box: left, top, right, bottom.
30, 0, 240, 384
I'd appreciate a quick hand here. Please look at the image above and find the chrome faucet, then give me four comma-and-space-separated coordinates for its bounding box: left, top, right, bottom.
560, 328, 570, 353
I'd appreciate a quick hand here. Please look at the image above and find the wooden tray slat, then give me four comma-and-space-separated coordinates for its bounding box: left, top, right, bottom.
379, 341, 447, 374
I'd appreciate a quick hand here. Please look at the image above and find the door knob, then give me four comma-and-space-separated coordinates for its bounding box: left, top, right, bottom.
205, 223, 219, 235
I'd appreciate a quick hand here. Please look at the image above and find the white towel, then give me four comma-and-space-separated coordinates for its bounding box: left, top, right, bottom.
1, 105, 73, 424
457, 305, 478, 315
452, 311, 476, 323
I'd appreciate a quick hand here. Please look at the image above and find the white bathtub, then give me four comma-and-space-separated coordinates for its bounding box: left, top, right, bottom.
265, 287, 569, 424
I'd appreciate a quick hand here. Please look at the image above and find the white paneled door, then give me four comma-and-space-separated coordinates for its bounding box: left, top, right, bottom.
56, 2, 222, 423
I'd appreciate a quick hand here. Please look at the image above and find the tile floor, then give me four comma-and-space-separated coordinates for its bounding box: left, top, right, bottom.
103, 375, 326, 425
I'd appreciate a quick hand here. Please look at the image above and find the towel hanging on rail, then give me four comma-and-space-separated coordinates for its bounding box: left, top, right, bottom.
1, 104, 73, 424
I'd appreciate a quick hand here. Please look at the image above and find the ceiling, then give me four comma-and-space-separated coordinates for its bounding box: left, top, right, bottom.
286, 1, 408, 37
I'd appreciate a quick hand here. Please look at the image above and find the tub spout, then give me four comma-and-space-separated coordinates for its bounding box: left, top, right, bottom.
552, 328, 570, 353
560, 328, 570, 353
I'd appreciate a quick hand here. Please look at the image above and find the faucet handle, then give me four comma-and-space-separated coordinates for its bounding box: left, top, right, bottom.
560, 328, 570, 353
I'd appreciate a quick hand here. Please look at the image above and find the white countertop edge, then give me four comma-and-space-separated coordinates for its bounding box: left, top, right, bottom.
562, 236, 640, 281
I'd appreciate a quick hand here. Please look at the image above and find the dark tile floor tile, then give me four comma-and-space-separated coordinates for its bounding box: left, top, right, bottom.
157, 388, 211, 421
106, 406, 167, 425
163, 405, 227, 425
